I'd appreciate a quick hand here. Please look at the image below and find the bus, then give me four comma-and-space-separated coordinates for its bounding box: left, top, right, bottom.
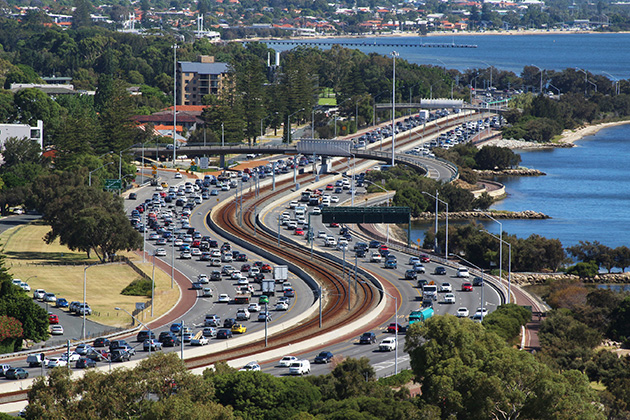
409, 307, 434, 325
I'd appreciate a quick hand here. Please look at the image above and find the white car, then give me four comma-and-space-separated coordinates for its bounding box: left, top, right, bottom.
330, 196, 339, 203
370, 252, 382, 263
46, 357, 68, 368
248, 303, 261, 312
191, 248, 202, 256
408, 256, 420, 265
190, 336, 209, 346
218, 294, 230, 303
457, 267, 470, 278
312, 207, 321, 215
197, 274, 209, 284
456, 307, 469, 318
440, 282, 452, 293
154, 248, 167, 257
174, 172, 183, 179
379, 337, 397, 352
180, 251, 192, 259
50, 325, 64, 335
444, 293, 456, 304
413, 263, 426, 273
61, 352, 81, 363
239, 362, 261, 372
288, 200, 299, 209
237, 277, 249, 286
317, 231, 327, 239
275, 302, 289, 311
278, 355, 298, 367
473, 307, 489, 319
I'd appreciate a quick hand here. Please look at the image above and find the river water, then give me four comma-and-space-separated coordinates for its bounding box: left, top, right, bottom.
410, 124, 630, 248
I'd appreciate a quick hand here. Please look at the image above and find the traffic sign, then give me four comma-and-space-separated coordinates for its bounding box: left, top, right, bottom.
105, 179, 122, 190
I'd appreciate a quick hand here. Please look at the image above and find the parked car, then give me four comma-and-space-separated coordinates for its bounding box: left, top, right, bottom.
55, 298, 69, 308
314, 351, 334, 364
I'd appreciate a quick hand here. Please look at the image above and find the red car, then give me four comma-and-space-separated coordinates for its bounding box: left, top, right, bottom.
325, 184, 334, 190
461, 282, 473, 292
294, 229, 305, 236
261, 264, 272, 273
387, 323, 405, 334
330, 222, 339, 227
379, 245, 389, 252
420, 254, 430, 263
48, 314, 59, 324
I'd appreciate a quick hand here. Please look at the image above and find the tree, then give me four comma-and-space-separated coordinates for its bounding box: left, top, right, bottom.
608, 296, 630, 345
0, 280, 49, 346
96, 79, 141, 154
236, 58, 267, 145
1, 137, 41, 168
13, 88, 62, 145
475, 145, 521, 170
72, 0, 93, 29
614, 246, 630, 272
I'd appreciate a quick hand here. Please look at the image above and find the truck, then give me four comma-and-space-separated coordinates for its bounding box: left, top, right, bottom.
274, 265, 288, 284
408, 307, 434, 325
26, 353, 47, 367
234, 290, 251, 304
262, 280, 275, 297
422, 284, 438, 303
418, 110, 429, 120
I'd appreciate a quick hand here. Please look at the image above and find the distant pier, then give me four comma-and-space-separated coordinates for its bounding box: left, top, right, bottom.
255, 40, 478, 49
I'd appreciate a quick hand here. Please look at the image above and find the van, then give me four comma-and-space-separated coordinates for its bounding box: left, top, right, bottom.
289, 359, 311, 375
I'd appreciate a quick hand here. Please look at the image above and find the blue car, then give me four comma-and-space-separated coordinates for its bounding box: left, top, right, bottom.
56, 298, 69, 308
170, 323, 182, 334
211, 189, 219, 196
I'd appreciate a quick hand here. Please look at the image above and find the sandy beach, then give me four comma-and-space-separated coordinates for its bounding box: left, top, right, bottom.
556, 120, 630, 145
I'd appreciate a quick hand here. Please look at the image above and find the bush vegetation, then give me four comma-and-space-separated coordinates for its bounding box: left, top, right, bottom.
121, 278, 152, 297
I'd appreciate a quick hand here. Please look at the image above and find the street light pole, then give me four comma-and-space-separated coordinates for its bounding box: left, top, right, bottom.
482, 230, 512, 304
286, 108, 304, 143
422, 191, 448, 260
83, 263, 98, 341
391, 51, 399, 167
88, 162, 114, 187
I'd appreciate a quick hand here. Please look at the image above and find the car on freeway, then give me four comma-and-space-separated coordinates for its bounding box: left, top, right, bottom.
258, 311, 272, 322
191, 335, 210, 345
47, 357, 68, 368
50, 325, 64, 335
248, 303, 261, 312
93, 338, 110, 348
143, 339, 163, 351
434, 266, 447, 275
170, 323, 183, 334
473, 307, 489, 319
275, 301, 288, 311
359, 332, 376, 344
239, 362, 261, 372
278, 355, 298, 367
444, 293, 456, 304
231, 323, 247, 334
154, 248, 167, 257
420, 254, 431, 263
218, 293, 230, 303
457, 267, 470, 278
314, 351, 334, 364
404, 269, 417, 280
472, 276, 484, 286
258, 295, 269, 304
413, 263, 426, 273
191, 281, 203, 290
56, 298, 69, 308
408, 256, 420, 265
379, 337, 397, 352
440, 282, 452, 293
180, 251, 192, 259
76, 357, 97, 369
260, 263, 272, 273
174, 172, 183, 179
48, 313, 59, 324
461, 282, 473, 292
136, 330, 155, 342
216, 329, 233, 339
110, 349, 132, 362
456, 307, 470, 318
158, 333, 180, 347
5, 367, 28, 379
75, 344, 94, 356
387, 323, 406, 334
370, 252, 382, 263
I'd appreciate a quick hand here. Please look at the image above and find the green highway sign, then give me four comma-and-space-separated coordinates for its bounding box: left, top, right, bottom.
105, 179, 122, 190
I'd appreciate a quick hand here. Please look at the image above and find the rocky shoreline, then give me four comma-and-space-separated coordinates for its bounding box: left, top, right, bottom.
479, 138, 574, 150
511, 272, 630, 286
414, 210, 550, 221
476, 168, 546, 177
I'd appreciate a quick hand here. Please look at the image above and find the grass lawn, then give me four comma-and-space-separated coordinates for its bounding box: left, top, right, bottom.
1, 223, 180, 328
319, 97, 337, 106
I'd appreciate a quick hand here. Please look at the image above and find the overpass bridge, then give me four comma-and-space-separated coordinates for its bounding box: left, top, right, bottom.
375, 99, 509, 113
251, 40, 477, 49
132, 140, 459, 183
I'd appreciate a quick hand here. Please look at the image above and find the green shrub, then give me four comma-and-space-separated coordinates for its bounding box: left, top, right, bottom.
566, 261, 599, 278
377, 369, 415, 387
121, 278, 152, 297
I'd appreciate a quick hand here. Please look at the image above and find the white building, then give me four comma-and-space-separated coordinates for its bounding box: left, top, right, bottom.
0, 120, 44, 151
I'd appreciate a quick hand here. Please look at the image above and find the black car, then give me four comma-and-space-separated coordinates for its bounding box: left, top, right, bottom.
314, 351, 334, 364
355, 249, 367, 258
5, 367, 28, 379
85, 349, 108, 361
369, 240, 380, 248
217, 329, 233, 339
472, 276, 484, 286
109, 340, 129, 351
128, 193, 137, 200
235, 253, 248, 262
136, 330, 155, 342
359, 332, 376, 344
110, 349, 131, 362
434, 266, 447, 275
405, 269, 417, 280
159, 333, 180, 347
417, 279, 428, 288
223, 318, 237, 328
76, 357, 97, 369
93, 337, 110, 348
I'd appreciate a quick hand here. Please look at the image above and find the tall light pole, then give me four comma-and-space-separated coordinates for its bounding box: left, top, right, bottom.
422, 191, 448, 260
361, 281, 398, 375
83, 263, 99, 340
390, 51, 399, 167
576, 67, 588, 97
603, 71, 620, 95
286, 108, 304, 143
172, 44, 178, 165
115, 307, 153, 356
482, 230, 512, 304
89, 162, 114, 187
478, 210, 502, 292
531, 64, 544, 94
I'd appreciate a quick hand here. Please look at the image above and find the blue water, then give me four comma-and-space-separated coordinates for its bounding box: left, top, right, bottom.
270, 33, 630, 77
411, 124, 630, 248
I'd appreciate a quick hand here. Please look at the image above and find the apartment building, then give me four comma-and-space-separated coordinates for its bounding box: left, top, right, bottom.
176, 55, 230, 106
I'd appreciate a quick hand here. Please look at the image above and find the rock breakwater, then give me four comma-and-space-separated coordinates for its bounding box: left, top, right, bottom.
414, 210, 549, 221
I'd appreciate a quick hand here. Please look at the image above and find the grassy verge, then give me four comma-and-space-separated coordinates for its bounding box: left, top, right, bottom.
1, 223, 180, 328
